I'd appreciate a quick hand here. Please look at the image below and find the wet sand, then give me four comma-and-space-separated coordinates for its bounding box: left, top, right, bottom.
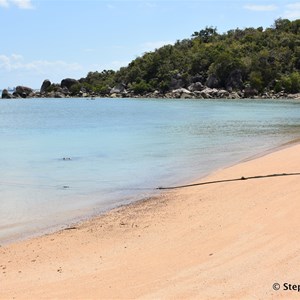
1, 144, 300, 299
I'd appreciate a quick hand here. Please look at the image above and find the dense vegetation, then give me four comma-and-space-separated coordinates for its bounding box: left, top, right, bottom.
77, 19, 300, 96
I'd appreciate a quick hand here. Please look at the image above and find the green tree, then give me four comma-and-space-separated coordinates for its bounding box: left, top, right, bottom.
279, 72, 300, 93
131, 80, 151, 94
73, 19, 300, 96
192, 26, 218, 43
249, 71, 263, 91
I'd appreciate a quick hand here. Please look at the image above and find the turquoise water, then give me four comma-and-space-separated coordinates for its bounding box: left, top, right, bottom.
1, 98, 300, 244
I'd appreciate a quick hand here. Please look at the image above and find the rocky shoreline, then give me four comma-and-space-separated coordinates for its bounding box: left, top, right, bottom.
2, 78, 300, 100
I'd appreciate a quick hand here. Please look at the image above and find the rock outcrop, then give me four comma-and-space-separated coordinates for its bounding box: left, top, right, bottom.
188, 82, 204, 92
61, 78, 79, 90
110, 84, 126, 94
1, 89, 13, 99
226, 70, 244, 90
168, 88, 193, 99
206, 74, 220, 88
40, 79, 51, 94
2, 78, 300, 100
15, 86, 33, 98
244, 85, 259, 98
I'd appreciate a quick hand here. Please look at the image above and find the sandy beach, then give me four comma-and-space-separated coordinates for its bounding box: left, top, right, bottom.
1, 143, 300, 299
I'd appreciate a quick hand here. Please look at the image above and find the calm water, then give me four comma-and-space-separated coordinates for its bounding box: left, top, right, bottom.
1, 98, 300, 244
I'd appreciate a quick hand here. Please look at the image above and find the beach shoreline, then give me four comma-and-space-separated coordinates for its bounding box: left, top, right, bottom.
2, 142, 300, 299
2, 97, 300, 248
0, 138, 293, 247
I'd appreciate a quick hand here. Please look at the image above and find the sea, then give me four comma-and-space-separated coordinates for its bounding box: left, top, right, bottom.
1, 98, 300, 244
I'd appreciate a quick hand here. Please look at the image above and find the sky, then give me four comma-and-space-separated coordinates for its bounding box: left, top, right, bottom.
0, 0, 300, 89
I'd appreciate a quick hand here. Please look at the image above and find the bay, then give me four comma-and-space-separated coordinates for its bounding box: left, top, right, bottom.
1, 98, 300, 244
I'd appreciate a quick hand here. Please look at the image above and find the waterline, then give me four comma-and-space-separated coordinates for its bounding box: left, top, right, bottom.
1, 98, 300, 244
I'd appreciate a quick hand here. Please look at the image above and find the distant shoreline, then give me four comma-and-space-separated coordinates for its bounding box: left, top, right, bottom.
2, 90, 300, 101
1, 84, 300, 100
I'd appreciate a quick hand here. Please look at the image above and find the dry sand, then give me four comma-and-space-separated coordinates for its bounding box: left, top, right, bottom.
1, 144, 300, 299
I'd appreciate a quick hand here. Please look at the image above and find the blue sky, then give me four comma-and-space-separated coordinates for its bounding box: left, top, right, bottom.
1, 0, 300, 89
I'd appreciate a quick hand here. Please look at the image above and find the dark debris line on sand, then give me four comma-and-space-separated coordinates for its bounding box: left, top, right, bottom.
157, 172, 300, 190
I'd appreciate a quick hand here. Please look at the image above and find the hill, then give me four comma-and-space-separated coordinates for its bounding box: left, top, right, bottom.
2, 18, 300, 99
80, 18, 300, 99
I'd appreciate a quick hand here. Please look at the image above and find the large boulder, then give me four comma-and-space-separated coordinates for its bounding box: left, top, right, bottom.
54, 92, 65, 98
188, 82, 204, 92
169, 78, 185, 90
110, 83, 126, 94
1, 89, 13, 99
171, 88, 193, 99
226, 70, 244, 90
200, 87, 219, 98
61, 86, 71, 95
244, 85, 258, 98
217, 89, 230, 98
206, 74, 220, 88
228, 91, 241, 99
40, 79, 51, 93
191, 74, 205, 83
15, 86, 33, 98
61, 78, 79, 90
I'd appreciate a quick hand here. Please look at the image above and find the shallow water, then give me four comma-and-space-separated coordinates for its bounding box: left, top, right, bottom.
1, 98, 300, 243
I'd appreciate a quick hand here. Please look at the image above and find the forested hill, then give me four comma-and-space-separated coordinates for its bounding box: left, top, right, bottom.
3, 18, 300, 100
74, 18, 299, 98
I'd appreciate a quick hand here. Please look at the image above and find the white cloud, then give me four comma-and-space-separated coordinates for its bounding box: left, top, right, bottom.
11, 53, 23, 60
0, 54, 82, 73
0, 0, 34, 9
244, 4, 278, 12
0, 0, 9, 8
11, 0, 34, 9
0, 54, 84, 87
140, 2, 157, 8
284, 2, 300, 19
286, 2, 300, 10
0, 55, 10, 69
